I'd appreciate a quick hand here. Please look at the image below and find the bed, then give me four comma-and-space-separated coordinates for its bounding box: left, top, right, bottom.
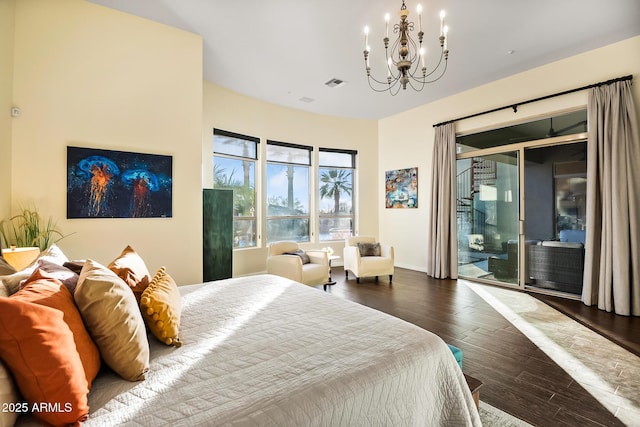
10, 270, 479, 426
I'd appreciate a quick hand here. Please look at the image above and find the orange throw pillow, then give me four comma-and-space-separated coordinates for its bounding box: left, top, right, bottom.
108, 245, 151, 302
0, 272, 101, 426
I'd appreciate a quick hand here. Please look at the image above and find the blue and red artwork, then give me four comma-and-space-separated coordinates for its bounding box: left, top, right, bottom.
67, 146, 172, 218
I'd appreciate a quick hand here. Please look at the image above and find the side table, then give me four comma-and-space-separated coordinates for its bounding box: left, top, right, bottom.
323, 255, 341, 290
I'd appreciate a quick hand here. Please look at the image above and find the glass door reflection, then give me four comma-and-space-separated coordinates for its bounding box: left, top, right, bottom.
457, 152, 519, 285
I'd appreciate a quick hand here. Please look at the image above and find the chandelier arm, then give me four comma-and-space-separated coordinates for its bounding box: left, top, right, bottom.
422, 59, 448, 83
406, 48, 445, 82
367, 70, 401, 87
405, 79, 427, 92
367, 75, 402, 92
422, 50, 447, 79
412, 58, 448, 84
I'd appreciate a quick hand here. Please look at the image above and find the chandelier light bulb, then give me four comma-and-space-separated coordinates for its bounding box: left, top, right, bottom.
385, 13, 390, 38
440, 10, 446, 36
443, 25, 449, 50
364, 26, 369, 51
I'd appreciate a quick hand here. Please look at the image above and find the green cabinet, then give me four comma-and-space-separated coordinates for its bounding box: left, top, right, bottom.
203, 189, 233, 281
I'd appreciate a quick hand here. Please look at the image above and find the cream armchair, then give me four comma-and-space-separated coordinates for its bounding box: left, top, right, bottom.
266, 241, 329, 288
343, 236, 394, 283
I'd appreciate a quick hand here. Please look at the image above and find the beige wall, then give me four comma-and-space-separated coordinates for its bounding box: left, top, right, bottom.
6, 0, 638, 281
203, 82, 378, 276
0, 0, 16, 220
9, 0, 203, 284
378, 35, 640, 272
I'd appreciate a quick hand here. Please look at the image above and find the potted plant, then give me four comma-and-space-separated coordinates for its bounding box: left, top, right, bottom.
0, 207, 69, 251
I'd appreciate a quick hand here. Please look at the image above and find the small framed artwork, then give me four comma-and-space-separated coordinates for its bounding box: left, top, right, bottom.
385, 167, 418, 208
67, 146, 172, 218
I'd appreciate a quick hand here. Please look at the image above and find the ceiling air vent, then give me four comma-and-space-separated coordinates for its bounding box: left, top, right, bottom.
325, 78, 346, 88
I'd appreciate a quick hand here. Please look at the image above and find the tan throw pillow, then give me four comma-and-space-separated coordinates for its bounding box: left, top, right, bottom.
108, 245, 151, 302
141, 267, 182, 347
0, 360, 19, 427
75, 259, 149, 381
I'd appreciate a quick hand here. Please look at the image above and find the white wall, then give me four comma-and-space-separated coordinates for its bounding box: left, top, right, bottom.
10, 0, 203, 284
202, 83, 378, 277
378, 36, 640, 272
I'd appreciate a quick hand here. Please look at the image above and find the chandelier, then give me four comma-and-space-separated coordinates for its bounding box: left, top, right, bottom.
363, 1, 449, 95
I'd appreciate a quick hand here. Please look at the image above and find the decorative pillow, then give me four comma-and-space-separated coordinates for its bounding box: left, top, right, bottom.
0, 244, 70, 295
75, 259, 150, 381
0, 273, 102, 426
63, 260, 86, 275
357, 242, 381, 257
108, 245, 151, 302
24, 259, 79, 294
37, 243, 69, 265
284, 249, 311, 264
0, 284, 7, 298
0, 360, 19, 427
140, 267, 182, 347
0, 269, 32, 296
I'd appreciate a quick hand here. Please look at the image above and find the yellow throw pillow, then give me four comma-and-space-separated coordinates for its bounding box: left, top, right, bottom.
75, 259, 150, 381
140, 267, 182, 347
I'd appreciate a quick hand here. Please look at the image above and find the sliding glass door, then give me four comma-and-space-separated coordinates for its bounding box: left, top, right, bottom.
523, 142, 587, 295
457, 151, 519, 286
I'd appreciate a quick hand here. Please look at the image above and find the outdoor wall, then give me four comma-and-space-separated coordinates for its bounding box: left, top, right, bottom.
0, 0, 16, 220
10, 0, 203, 284
378, 35, 640, 272
203, 82, 378, 277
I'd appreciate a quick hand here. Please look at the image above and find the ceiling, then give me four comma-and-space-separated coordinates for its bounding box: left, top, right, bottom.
88, 0, 640, 120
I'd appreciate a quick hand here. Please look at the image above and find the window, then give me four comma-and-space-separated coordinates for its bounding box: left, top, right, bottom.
266, 141, 311, 243
318, 148, 356, 241
213, 129, 258, 248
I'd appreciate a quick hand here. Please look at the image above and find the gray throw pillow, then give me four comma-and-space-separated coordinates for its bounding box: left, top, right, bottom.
284, 249, 311, 264
357, 242, 381, 257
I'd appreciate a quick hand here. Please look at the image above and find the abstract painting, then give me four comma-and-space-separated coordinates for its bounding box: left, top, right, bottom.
67, 146, 172, 218
385, 167, 418, 208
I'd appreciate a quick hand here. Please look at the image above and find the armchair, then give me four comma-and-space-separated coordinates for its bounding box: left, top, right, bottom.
266, 241, 329, 288
343, 236, 394, 283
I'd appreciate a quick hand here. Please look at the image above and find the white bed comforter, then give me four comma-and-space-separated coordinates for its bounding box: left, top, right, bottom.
64, 274, 481, 426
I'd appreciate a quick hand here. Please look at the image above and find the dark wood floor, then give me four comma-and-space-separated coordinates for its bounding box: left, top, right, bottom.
325, 266, 637, 427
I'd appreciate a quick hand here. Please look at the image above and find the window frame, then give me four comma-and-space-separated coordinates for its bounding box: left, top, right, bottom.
318, 148, 357, 242
265, 140, 313, 243
213, 128, 259, 249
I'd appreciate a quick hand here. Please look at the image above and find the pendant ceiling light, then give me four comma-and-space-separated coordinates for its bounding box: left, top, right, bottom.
363, 0, 450, 95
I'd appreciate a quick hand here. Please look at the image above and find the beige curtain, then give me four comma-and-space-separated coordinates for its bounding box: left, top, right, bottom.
583, 80, 640, 316
427, 123, 458, 279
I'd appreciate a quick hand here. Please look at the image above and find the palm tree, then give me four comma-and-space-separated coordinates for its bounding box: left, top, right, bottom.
319, 169, 352, 214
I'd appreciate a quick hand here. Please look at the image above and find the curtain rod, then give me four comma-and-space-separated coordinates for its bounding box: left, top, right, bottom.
433, 74, 633, 128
